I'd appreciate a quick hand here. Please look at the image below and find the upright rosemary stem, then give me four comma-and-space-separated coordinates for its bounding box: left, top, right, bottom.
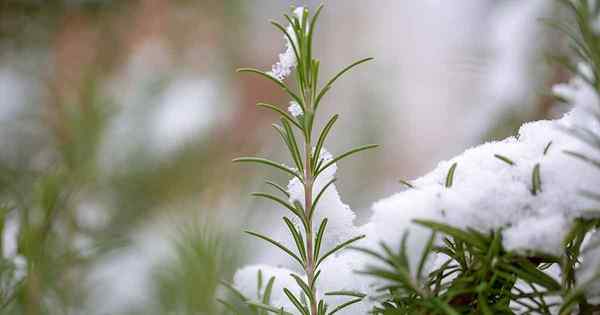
233, 6, 373, 313
304, 100, 318, 315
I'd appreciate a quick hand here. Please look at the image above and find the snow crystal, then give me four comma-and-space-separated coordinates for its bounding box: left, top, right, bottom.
267, 7, 305, 81
288, 101, 303, 117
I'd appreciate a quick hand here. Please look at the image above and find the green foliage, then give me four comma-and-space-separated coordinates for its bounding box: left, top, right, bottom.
149, 225, 232, 315
0, 58, 235, 315
0, 83, 115, 314
231, 4, 376, 315
358, 219, 600, 314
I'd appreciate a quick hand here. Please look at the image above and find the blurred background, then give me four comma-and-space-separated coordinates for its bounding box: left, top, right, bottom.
0, 0, 572, 314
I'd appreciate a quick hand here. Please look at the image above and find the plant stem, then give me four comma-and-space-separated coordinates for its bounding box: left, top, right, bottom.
304, 116, 318, 315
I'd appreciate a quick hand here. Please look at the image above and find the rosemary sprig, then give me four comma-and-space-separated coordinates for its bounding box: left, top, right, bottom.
232, 4, 375, 315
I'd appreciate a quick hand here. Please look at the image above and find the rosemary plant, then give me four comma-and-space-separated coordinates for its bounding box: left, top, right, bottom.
230, 4, 376, 315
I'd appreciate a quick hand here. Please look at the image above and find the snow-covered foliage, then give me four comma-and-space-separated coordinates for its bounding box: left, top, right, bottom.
371, 69, 600, 257
233, 64, 600, 312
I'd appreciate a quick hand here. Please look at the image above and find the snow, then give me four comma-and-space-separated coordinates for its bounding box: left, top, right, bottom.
267, 7, 305, 81
288, 101, 303, 117
578, 231, 600, 303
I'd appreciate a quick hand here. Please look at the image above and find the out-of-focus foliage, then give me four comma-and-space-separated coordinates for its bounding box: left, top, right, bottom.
0, 1, 248, 314
138, 225, 233, 315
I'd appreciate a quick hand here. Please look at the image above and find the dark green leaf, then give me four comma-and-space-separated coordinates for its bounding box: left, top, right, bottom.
245, 231, 305, 268
316, 144, 378, 176
233, 157, 302, 181
316, 235, 365, 267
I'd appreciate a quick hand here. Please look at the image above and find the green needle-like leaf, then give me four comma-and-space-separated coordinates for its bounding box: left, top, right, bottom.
237, 68, 304, 105
291, 274, 315, 306
246, 231, 305, 268
543, 141, 553, 155
233, 157, 302, 181
283, 217, 307, 263
217, 298, 242, 314
316, 144, 378, 176
318, 300, 327, 315
324, 291, 366, 298
531, 163, 542, 195
284, 288, 310, 315
281, 119, 304, 173
252, 192, 307, 229
247, 302, 293, 315
398, 179, 415, 188
258, 102, 304, 130
413, 220, 487, 250
272, 124, 304, 173
307, 4, 324, 69
315, 58, 374, 110
262, 276, 277, 314
445, 162, 458, 188
327, 298, 363, 315
312, 115, 339, 169
221, 280, 249, 303
265, 180, 290, 198
314, 218, 328, 261
309, 178, 337, 220
417, 232, 436, 282
316, 235, 366, 268
565, 149, 600, 169
494, 154, 515, 166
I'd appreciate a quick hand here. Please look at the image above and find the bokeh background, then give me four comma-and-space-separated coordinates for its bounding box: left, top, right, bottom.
0, 0, 572, 314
